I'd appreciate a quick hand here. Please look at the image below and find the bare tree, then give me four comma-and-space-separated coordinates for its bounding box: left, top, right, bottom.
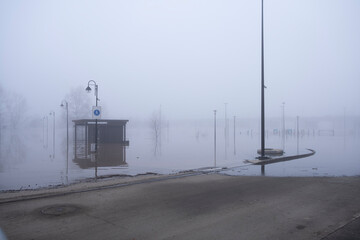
7, 93, 27, 129
0, 85, 27, 130
150, 109, 161, 156
0, 85, 27, 164
64, 86, 92, 121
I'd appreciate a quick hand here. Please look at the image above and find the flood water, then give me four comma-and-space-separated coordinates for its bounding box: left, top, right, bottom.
0, 118, 359, 191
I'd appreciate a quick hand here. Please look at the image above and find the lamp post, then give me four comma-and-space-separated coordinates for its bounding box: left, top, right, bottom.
46, 116, 48, 149
233, 115, 236, 155
43, 116, 48, 149
282, 102, 285, 151
259, 0, 267, 159
86, 80, 99, 107
42, 117, 46, 148
214, 110, 217, 167
296, 116, 299, 154
60, 100, 69, 176
224, 102, 228, 160
49, 111, 55, 158
86, 80, 99, 179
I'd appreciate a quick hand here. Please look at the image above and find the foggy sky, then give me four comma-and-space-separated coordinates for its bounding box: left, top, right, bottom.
1, 0, 359, 121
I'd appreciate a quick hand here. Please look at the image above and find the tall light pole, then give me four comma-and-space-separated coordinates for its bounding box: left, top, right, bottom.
214, 110, 217, 167
296, 116, 299, 154
86, 80, 99, 179
60, 100, 69, 176
43, 116, 49, 149
49, 111, 55, 158
224, 102, 228, 160
259, 0, 267, 159
46, 116, 48, 149
42, 117, 46, 148
343, 107, 346, 148
282, 102, 285, 151
159, 104, 162, 155
233, 115, 236, 155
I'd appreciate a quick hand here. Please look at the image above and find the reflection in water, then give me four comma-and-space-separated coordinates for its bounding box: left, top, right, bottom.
74, 144, 128, 169
73, 119, 129, 169
0, 116, 359, 191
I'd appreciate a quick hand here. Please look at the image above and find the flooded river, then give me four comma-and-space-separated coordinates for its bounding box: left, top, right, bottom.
0, 119, 359, 191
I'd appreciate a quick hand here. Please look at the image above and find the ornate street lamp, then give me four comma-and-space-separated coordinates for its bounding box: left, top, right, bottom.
86, 80, 99, 107
60, 100, 69, 176
85, 80, 99, 179
49, 111, 55, 159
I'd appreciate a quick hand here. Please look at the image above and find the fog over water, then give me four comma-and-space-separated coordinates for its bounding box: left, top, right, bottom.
0, 1, 360, 190
1, 116, 359, 191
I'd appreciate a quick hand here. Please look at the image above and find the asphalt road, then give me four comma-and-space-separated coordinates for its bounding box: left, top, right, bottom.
1, 174, 360, 240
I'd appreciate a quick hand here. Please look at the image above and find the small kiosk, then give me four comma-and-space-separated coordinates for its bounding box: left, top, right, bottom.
73, 119, 129, 168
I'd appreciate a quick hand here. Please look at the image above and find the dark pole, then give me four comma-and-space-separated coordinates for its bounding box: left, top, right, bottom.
260, 0, 265, 158
49, 111, 55, 158
214, 110, 217, 167
282, 102, 285, 151
42, 117, 45, 148
61, 101, 69, 176
95, 84, 98, 180
233, 115, 236, 155
296, 116, 299, 154
95, 121, 98, 178
53, 111, 55, 158
46, 116, 48, 149
224, 103, 227, 160
65, 102, 69, 176
86, 80, 99, 179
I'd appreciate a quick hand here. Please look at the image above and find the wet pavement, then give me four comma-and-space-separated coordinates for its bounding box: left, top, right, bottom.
1, 173, 360, 240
